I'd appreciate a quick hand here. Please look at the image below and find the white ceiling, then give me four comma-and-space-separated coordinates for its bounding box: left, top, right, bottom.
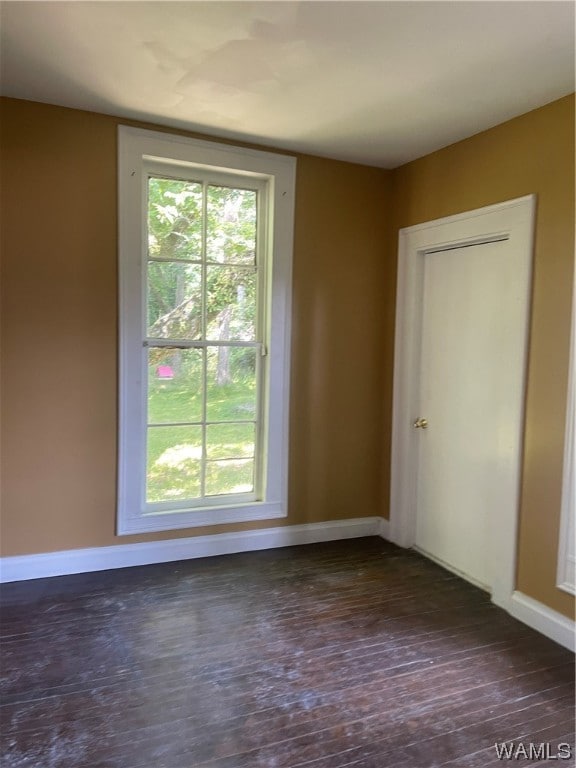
1, 1, 574, 168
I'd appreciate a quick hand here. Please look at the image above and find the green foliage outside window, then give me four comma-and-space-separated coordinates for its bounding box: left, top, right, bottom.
146, 177, 260, 503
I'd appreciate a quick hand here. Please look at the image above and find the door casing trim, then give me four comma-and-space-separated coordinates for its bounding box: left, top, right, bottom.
389, 195, 536, 608
556, 261, 575, 596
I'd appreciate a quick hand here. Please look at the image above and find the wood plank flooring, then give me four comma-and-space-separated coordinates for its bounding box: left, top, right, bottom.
1, 538, 574, 768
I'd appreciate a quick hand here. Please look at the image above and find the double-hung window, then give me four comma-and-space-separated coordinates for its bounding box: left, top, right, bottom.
118, 127, 295, 534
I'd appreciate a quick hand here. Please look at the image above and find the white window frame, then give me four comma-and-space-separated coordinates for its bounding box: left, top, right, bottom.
117, 126, 296, 535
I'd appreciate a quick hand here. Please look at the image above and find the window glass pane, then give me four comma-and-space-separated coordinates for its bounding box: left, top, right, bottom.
148, 262, 202, 339
206, 423, 255, 460
206, 459, 254, 496
148, 177, 202, 261
206, 347, 257, 422
148, 348, 203, 424
206, 265, 256, 341
207, 186, 256, 265
147, 425, 202, 503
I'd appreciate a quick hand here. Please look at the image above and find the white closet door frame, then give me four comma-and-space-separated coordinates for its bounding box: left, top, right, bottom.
557, 263, 575, 595
390, 195, 536, 608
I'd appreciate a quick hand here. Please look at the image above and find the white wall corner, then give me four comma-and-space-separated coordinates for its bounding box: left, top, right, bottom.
379, 516, 390, 541
495, 591, 575, 652
0, 517, 384, 584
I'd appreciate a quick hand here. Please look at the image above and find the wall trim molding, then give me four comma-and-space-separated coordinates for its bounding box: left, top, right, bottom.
493, 590, 575, 652
0, 517, 383, 583
556, 260, 575, 595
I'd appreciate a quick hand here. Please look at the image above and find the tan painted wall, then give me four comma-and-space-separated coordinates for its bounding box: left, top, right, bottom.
389, 94, 575, 618
1, 94, 573, 620
0, 98, 391, 554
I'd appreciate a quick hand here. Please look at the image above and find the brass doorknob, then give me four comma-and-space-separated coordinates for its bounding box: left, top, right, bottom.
413, 418, 428, 429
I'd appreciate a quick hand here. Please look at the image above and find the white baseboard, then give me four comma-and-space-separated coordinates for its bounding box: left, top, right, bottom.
0, 516, 384, 583
3, 520, 572, 653
500, 591, 575, 652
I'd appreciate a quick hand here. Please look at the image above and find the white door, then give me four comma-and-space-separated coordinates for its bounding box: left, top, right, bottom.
391, 196, 535, 603
415, 239, 518, 590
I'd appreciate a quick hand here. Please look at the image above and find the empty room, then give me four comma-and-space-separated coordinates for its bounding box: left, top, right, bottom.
0, 2, 575, 766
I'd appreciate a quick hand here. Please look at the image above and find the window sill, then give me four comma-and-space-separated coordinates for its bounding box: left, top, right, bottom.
117, 500, 286, 536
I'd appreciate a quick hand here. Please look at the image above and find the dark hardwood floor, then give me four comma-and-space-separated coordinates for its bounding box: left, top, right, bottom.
1, 538, 574, 768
